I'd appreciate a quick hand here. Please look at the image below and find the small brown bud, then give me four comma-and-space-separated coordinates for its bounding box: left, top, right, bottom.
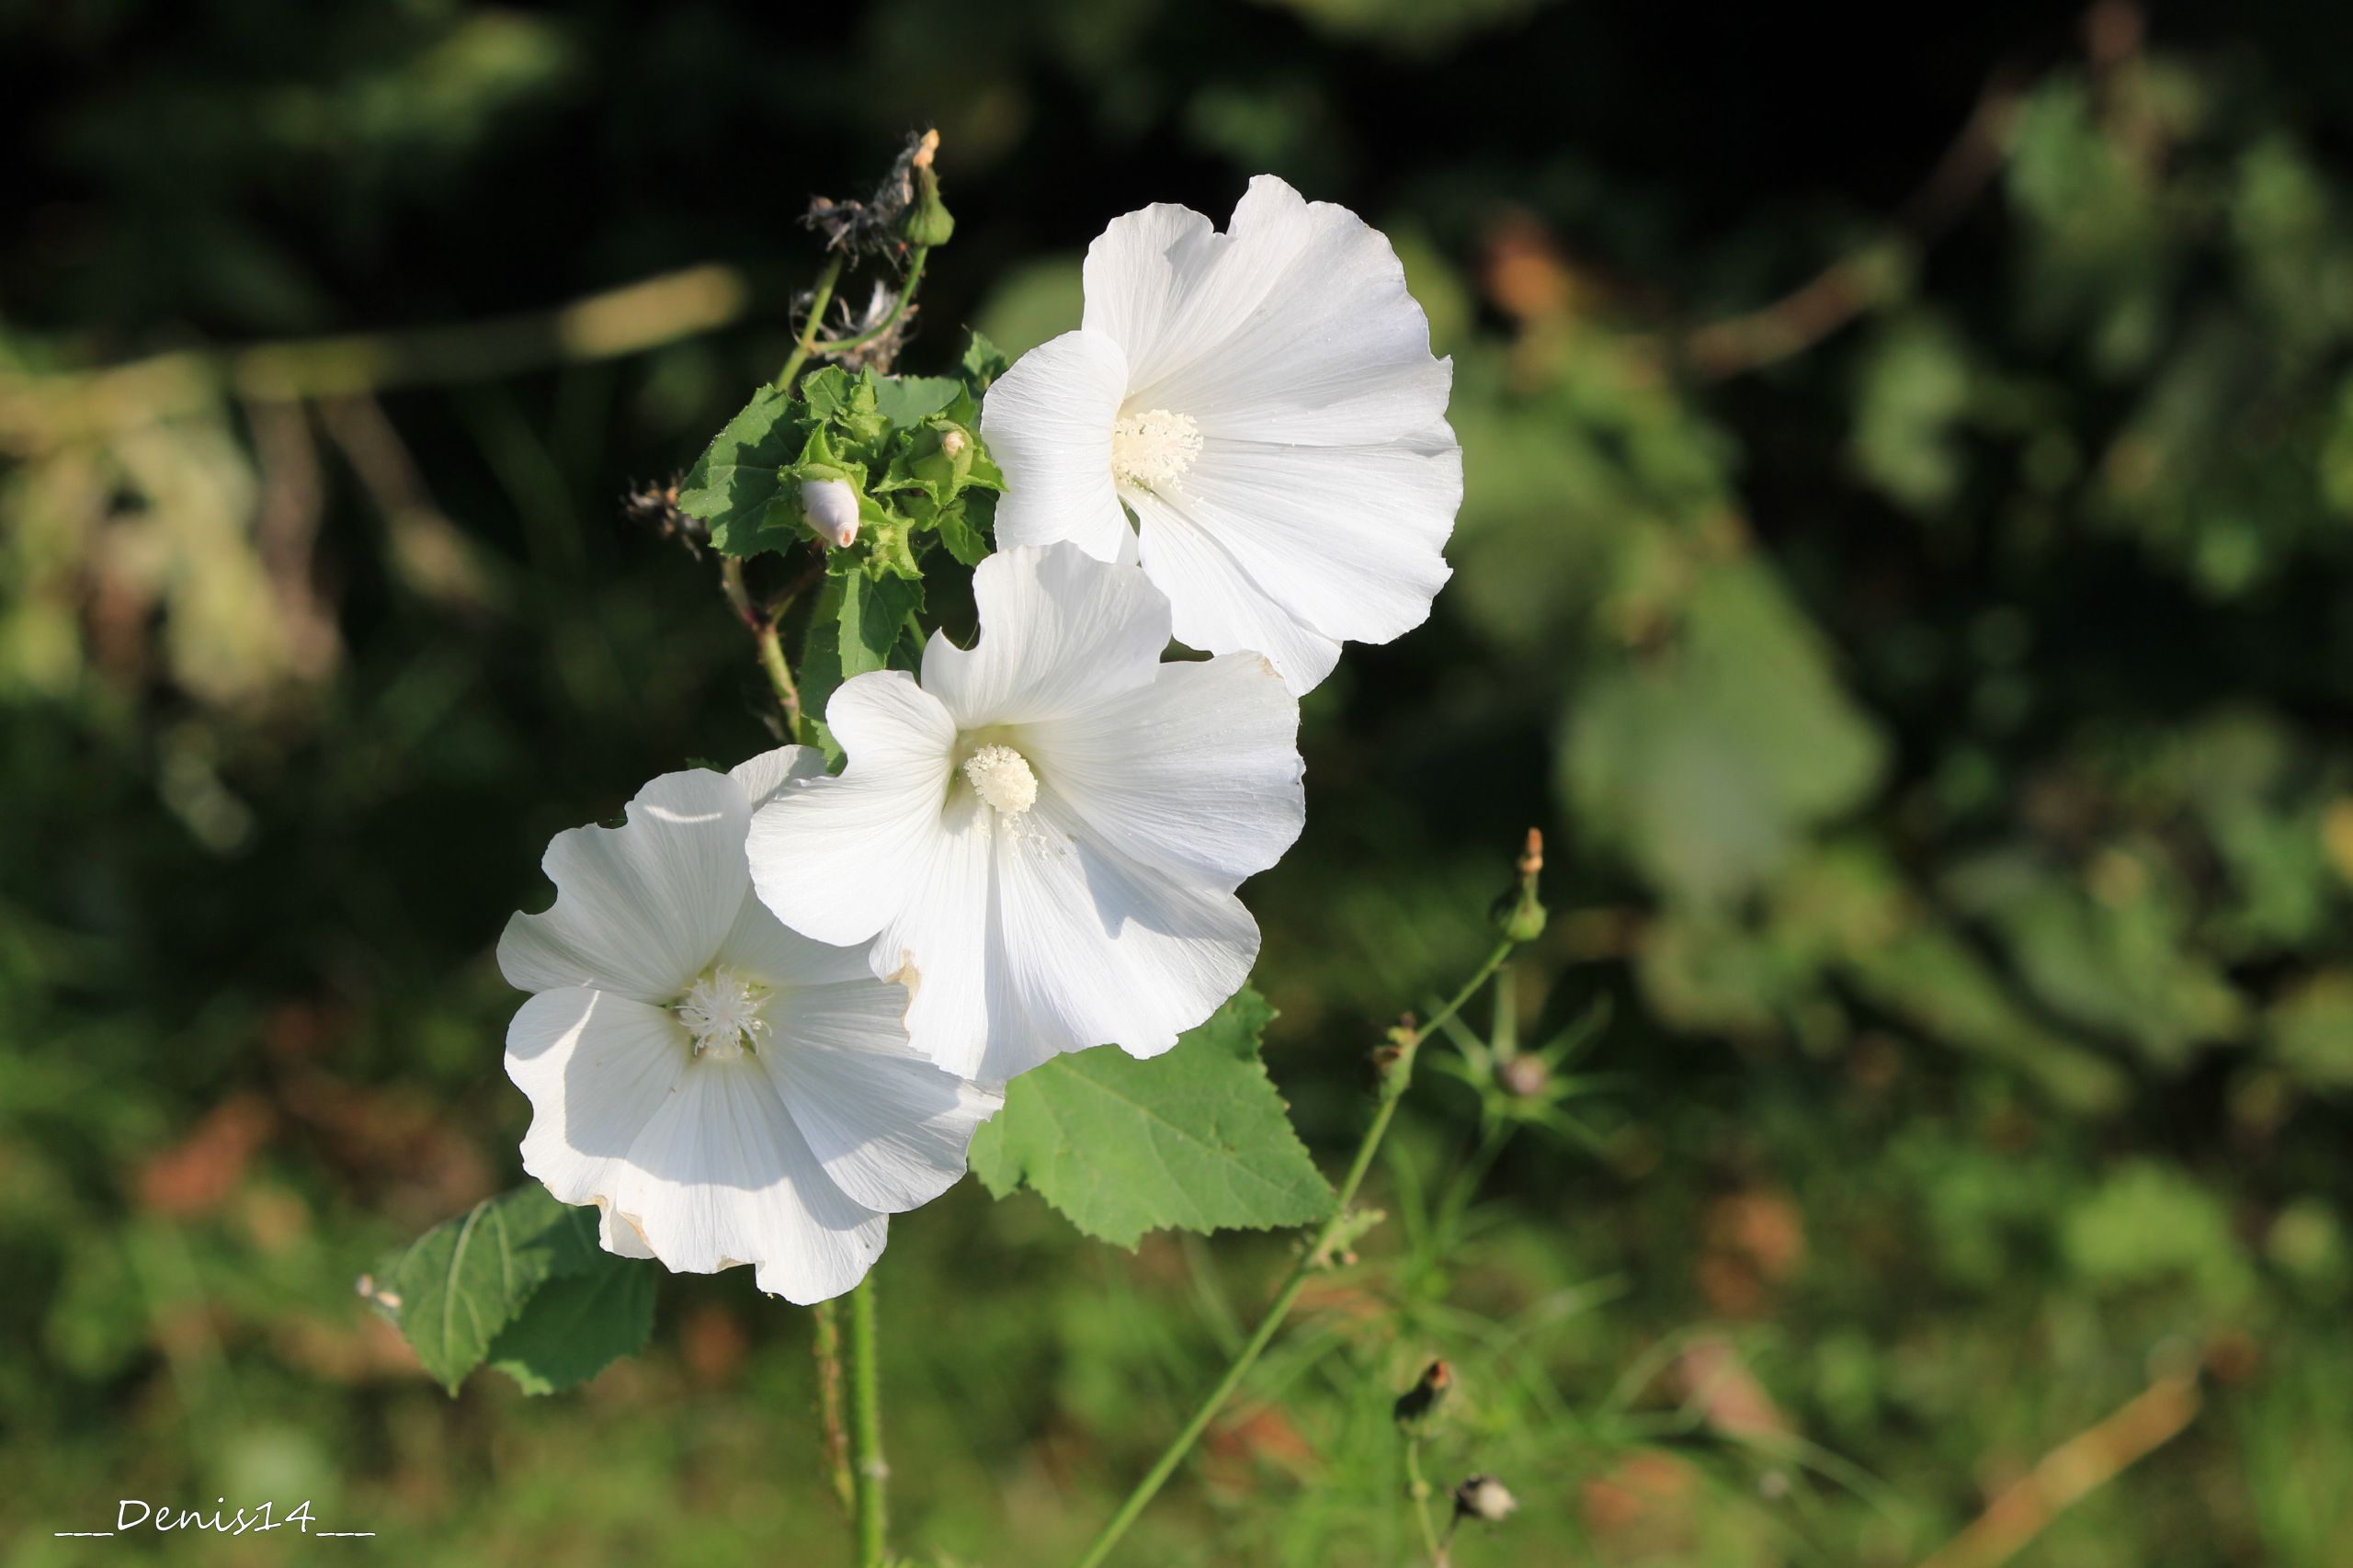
1393, 1358, 1451, 1425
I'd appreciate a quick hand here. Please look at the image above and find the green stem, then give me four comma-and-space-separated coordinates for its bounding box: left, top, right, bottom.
810, 247, 929, 358
1404, 1432, 1443, 1564
721, 556, 808, 743
848, 1275, 887, 1567
813, 1300, 854, 1516
755, 619, 805, 744
776, 252, 847, 393
1070, 938, 1518, 1568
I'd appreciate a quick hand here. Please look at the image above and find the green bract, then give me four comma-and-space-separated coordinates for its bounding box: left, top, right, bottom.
676, 337, 1008, 759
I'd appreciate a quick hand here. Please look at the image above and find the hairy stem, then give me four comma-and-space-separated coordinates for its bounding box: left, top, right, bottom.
847, 1275, 887, 1566
720, 556, 809, 743
813, 1301, 854, 1515
755, 619, 806, 743
1069, 937, 1519, 1568
776, 253, 847, 393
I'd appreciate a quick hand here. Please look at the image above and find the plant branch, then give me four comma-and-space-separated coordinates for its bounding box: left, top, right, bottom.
813, 1300, 855, 1515
1915, 1369, 2201, 1568
811, 246, 930, 357
720, 556, 813, 742
1069, 937, 1520, 1568
1682, 70, 2021, 381
1404, 1432, 1445, 1565
847, 1275, 888, 1567
775, 254, 847, 394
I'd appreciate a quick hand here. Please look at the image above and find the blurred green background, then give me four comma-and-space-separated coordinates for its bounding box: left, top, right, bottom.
6, 0, 2352, 1563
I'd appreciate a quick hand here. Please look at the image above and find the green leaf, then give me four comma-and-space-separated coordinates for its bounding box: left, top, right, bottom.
960, 329, 1009, 392
873, 375, 961, 429
801, 366, 888, 447
935, 494, 992, 565
968, 989, 1336, 1248
369, 1184, 601, 1394
675, 384, 813, 556
838, 570, 925, 678
484, 1252, 657, 1395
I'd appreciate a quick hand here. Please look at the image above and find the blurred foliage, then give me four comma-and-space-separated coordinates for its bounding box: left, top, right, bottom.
5, 0, 2352, 1564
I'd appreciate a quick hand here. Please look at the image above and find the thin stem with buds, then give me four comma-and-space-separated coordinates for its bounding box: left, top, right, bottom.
1069, 935, 1521, 1568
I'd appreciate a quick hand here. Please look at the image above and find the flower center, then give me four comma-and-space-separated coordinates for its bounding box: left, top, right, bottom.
961, 744, 1039, 815
676, 967, 768, 1061
1110, 408, 1201, 493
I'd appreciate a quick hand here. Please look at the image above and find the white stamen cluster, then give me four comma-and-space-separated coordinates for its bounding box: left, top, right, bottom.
1109, 408, 1201, 493
676, 966, 769, 1060
961, 744, 1040, 815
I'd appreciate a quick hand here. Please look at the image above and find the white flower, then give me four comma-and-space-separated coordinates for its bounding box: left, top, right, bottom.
980, 174, 1461, 696
497, 746, 1000, 1304
747, 544, 1305, 1082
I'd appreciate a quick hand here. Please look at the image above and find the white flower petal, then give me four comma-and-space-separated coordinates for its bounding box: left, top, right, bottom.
1157, 433, 1459, 661
919, 544, 1172, 727
989, 795, 1263, 1069
765, 977, 1001, 1212
1081, 200, 1228, 381
506, 986, 691, 1221
980, 330, 1134, 561
1025, 653, 1304, 886
730, 744, 829, 812
498, 769, 751, 1003
1126, 492, 1344, 696
603, 1057, 889, 1304
1091, 176, 1452, 448
868, 788, 1005, 1080
715, 887, 878, 990
748, 672, 960, 949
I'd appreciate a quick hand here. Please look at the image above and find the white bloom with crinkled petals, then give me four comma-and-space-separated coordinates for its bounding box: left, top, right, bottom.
747, 544, 1305, 1083
980, 175, 1461, 695
497, 746, 1000, 1304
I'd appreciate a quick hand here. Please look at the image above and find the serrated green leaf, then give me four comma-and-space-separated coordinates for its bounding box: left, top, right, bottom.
935, 495, 991, 565
967, 989, 1335, 1248
873, 375, 961, 429
485, 1253, 657, 1396
676, 384, 812, 556
802, 366, 888, 447
370, 1184, 601, 1394
960, 328, 1009, 392
839, 570, 924, 679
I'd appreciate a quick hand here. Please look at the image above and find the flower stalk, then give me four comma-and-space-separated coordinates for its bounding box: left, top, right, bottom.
1068, 931, 1523, 1568
847, 1275, 888, 1567
776, 252, 847, 394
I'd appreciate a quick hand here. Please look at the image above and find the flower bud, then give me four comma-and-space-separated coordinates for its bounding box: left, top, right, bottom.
1490, 827, 1547, 944
1392, 1358, 1451, 1426
1453, 1474, 1518, 1523
902, 130, 955, 248
1499, 1055, 1552, 1098
907, 425, 977, 494
802, 477, 860, 549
